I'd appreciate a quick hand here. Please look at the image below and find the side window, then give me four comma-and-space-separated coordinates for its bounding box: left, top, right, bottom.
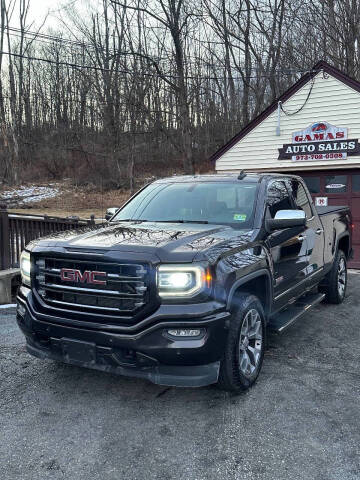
289, 181, 313, 218
266, 181, 293, 218
303, 176, 320, 194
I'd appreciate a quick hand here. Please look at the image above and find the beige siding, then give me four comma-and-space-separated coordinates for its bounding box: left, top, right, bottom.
216, 72, 360, 172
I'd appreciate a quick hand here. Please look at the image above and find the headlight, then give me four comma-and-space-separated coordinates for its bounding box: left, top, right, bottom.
157, 264, 210, 298
20, 251, 31, 286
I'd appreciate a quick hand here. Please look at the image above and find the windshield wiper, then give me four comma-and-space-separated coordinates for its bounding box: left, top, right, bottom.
111, 219, 150, 223
113, 219, 209, 224
151, 219, 209, 224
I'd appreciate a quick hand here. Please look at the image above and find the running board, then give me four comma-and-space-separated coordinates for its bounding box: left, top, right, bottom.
268, 292, 325, 334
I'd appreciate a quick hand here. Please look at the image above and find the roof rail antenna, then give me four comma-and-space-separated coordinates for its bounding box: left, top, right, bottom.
238, 170, 247, 180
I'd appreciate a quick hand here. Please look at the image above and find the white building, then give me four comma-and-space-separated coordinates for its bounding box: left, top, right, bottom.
211, 61, 360, 268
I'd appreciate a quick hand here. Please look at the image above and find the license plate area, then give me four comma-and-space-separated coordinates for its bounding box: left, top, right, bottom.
61, 338, 96, 364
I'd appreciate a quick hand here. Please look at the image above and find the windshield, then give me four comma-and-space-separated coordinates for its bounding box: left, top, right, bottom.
113, 181, 258, 228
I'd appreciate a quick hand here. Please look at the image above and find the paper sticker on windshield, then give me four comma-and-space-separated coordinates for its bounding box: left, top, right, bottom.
233, 214, 247, 221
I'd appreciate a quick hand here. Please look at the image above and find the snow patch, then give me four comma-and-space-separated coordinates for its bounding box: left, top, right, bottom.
1, 185, 60, 204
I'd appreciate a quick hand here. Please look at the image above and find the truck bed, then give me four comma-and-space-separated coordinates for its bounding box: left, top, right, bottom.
316, 205, 349, 216
315, 204, 351, 267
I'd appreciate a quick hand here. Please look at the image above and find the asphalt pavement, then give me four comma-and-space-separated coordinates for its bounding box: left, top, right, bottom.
1, 275, 360, 480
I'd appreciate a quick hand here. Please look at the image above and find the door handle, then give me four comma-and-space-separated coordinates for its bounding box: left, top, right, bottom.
298, 234, 306, 241
315, 228, 324, 235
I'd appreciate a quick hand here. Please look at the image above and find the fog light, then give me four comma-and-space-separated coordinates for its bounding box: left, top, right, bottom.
167, 328, 204, 337
17, 303, 26, 317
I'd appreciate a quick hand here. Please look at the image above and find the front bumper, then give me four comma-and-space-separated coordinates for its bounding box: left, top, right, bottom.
17, 289, 230, 387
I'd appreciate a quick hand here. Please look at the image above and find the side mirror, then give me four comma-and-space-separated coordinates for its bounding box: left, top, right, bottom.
105, 207, 120, 221
266, 209, 306, 232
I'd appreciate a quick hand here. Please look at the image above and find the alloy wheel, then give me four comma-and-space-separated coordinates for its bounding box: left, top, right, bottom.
338, 257, 346, 298
238, 309, 263, 377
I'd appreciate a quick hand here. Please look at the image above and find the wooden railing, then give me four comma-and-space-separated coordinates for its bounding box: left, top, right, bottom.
0, 204, 95, 270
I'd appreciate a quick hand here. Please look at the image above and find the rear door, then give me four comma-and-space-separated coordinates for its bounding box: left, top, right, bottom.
287, 179, 325, 286
265, 180, 309, 311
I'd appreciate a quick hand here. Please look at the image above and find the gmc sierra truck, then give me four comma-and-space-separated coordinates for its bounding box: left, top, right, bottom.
17, 173, 351, 392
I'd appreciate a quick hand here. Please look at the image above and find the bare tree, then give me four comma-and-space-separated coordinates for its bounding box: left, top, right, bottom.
0, 0, 359, 187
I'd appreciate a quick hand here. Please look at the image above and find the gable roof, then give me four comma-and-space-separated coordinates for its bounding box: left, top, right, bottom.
210, 61, 360, 162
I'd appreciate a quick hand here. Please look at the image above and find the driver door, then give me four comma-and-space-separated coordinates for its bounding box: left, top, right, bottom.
265, 180, 310, 312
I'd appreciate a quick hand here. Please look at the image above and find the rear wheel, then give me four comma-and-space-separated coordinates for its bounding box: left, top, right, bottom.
322, 249, 347, 304
217, 293, 266, 393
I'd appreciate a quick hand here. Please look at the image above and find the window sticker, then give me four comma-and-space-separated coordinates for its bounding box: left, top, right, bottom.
233, 214, 247, 221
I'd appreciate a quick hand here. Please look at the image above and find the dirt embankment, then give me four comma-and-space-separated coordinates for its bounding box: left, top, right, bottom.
0, 182, 131, 219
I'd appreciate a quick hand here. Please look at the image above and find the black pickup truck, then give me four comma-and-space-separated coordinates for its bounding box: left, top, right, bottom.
17, 173, 352, 392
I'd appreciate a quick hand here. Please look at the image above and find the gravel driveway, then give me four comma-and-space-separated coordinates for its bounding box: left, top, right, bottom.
1, 275, 360, 480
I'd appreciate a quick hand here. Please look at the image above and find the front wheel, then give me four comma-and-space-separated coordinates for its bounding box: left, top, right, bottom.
321, 249, 347, 304
217, 293, 266, 393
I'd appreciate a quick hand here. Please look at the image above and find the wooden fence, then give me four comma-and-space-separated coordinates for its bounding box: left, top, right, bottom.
0, 204, 95, 270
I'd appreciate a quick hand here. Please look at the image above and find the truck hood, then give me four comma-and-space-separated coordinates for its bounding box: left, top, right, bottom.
26, 221, 253, 263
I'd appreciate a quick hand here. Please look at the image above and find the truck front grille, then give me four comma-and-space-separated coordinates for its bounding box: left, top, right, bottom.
34, 257, 149, 320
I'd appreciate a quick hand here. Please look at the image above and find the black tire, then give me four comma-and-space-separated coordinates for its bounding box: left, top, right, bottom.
321, 249, 347, 304
217, 293, 266, 393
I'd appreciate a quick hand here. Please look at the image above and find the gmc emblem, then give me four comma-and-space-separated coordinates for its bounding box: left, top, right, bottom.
60, 268, 107, 285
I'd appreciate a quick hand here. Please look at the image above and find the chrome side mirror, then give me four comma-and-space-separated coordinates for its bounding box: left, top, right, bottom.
105, 207, 120, 221
266, 209, 306, 231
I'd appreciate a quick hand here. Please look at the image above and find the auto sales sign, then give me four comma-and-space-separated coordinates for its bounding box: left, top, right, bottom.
278, 121, 360, 161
